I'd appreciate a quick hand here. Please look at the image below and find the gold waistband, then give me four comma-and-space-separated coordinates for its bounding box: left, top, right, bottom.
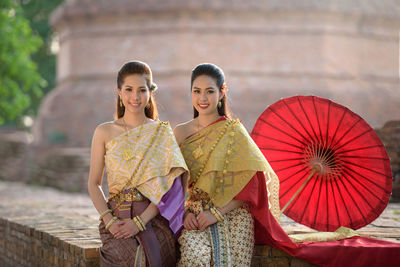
109, 188, 145, 202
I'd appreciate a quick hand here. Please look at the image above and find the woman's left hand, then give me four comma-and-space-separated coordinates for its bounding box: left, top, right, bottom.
197, 210, 218, 230
113, 220, 140, 239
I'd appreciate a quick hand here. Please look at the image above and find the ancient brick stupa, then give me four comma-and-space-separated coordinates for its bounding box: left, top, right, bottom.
28, 0, 399, 191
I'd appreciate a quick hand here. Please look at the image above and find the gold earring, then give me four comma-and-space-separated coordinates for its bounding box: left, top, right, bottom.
146, 102, 150, 109
218, 101, 222, 108
119, 99, 123, 107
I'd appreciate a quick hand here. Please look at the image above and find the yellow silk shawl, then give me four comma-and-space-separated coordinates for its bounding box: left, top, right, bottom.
105, 121, 188, 204
180, 119, 280, 219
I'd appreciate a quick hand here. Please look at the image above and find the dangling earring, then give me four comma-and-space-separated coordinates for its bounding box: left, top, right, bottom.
119, 99, 123, 107
218, 101, 222, 108
146, 102, 150, 109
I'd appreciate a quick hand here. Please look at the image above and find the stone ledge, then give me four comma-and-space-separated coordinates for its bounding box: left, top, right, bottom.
0, 213, 314, 267
0, 213, 101, 266
0, 181, 316, 266
2, 181, 399, 266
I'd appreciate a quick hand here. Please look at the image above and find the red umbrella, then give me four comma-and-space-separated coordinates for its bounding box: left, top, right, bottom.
251, 95, 392, 231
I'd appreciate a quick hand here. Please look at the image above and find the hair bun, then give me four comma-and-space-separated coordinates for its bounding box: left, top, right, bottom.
150, 83, 158, 91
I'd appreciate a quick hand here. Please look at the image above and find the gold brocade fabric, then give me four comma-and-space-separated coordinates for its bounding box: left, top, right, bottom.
289, 226, 360, 243
105, 121, 188, 204
180, 119, 280, 217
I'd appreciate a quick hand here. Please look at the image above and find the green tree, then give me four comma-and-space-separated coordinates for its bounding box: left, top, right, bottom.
18, 0, 64, 116
0, 0, 45, 125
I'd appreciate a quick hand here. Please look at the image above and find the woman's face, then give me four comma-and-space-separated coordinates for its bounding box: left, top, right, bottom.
118, 74, 150, 116
191, 75, 223, 117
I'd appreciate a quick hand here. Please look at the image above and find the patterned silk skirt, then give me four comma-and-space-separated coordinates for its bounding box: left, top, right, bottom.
99, 199, 177, 267
178, 201, 254, 267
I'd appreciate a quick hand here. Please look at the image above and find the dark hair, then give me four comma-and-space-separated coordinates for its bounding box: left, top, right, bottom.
191, 63, 231, 118
116, 61, 158, 119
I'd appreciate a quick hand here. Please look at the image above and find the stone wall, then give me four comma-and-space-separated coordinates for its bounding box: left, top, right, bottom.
0, 215, 314, 267
29, 147, 91, 192
0, 130, 30, 183
0, 218, 99, 266
0, 181, 314, 267
32, 0, 400, 148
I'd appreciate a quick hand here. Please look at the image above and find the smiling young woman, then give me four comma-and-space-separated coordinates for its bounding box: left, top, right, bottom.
173, 63, 277, 266
88, 61, 188, 267
174, 63, 400, 267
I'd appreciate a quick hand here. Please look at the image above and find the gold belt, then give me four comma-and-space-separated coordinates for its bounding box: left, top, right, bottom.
109, 188, 145, 202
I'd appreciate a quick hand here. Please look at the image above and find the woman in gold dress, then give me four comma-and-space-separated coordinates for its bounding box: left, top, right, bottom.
174, 63, 280, 266
88, 61, 188, 266
174, 63, 400, 267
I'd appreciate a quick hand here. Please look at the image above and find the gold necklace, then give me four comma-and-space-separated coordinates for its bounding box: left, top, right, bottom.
121, 116, 146, 161
192, 117, 217, 159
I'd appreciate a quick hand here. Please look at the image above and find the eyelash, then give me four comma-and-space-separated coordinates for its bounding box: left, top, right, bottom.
125, 88, 147, 92
193, 90, 215, 94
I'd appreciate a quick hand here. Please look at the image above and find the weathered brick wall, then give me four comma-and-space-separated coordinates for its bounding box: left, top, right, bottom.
0, 181, 102, 266
252, 246, 315, 267
0, 218, 100, 266
0, 215, 314, 267
0, 181, 315, 267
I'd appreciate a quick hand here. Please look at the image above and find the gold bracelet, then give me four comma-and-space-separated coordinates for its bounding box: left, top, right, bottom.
99, 209, 113, 221
136, 216, 146, 231
133, 217, 143, 231
105, 216, 118, 231
210, 207, 224, 222
133, 216, 146, 231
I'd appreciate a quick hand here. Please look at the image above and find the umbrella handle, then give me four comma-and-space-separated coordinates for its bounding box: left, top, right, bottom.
280, 170, 316, 216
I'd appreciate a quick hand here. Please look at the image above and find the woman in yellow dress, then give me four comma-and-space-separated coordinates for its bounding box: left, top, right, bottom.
175, 63, 400, 267
88, 61, 188, 266
174, 63, 280, 266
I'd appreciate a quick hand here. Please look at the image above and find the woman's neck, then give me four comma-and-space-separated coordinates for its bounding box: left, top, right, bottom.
197, 113, 221, 128
122, 112, 147, 128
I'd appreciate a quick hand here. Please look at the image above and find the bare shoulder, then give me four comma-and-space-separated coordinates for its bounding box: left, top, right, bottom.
173, 120, 195, 145
93, 121, 122, 144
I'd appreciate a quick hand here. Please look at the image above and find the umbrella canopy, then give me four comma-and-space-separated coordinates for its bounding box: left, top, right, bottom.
251, 95, 392, 231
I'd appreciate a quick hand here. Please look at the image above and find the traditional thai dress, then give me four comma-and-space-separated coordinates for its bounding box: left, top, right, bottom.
178, 117, 400, 267
100, 121, 188, 267
178, 117, 280, 266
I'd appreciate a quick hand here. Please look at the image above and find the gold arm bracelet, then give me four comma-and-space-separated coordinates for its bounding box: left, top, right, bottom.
99, 209, 113, 221
105, 216, 118, 231
133, 216, 146, 231
210, 207, 224, 222
136, 216, 146, 231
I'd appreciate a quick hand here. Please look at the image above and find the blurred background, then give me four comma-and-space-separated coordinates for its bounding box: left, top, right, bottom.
0, 0, 399, 200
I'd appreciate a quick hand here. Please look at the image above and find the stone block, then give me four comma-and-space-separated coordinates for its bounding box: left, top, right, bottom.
254, 245, 271, 256
271, 247, 291, 257
261, 257, 290, 267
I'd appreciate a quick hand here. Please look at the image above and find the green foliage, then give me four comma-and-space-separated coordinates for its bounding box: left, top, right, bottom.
0, 0, 64, 126
0, 0, 45, 125
18, 0, 64, 114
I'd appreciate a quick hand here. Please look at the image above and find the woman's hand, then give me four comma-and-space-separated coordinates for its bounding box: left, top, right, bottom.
197, 210, 217, 230
112, 220, 140, 239
183, 212, 199, 230
107, 219, 122, 236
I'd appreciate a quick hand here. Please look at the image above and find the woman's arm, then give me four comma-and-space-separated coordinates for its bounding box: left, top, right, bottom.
197, 199, 244, 230
87, 125, 121, 235
173, 124, 199, 230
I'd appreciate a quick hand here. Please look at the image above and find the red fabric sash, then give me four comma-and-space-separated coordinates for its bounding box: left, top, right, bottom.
235, 172, 400, 267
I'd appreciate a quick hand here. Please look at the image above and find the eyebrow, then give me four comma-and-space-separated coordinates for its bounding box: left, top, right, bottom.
124, 85, 146, 89
192, 86, 215, 90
